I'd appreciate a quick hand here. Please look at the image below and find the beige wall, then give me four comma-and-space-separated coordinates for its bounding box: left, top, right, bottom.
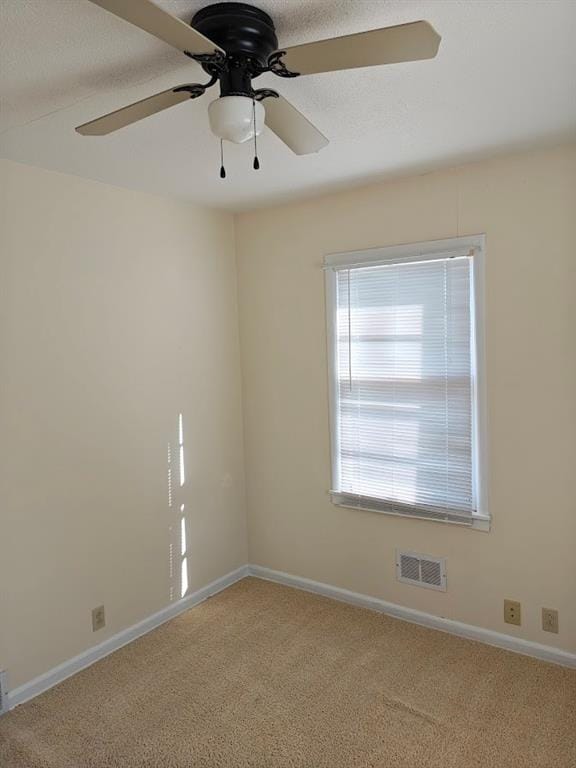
1, 144, 574, 694
235, 144, 576, 653
0, 160, 248, 689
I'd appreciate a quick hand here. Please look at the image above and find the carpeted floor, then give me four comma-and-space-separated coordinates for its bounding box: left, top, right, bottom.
1, 578, 575, 768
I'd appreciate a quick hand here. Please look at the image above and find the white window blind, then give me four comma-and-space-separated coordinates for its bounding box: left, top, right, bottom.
326, 240, 486, 526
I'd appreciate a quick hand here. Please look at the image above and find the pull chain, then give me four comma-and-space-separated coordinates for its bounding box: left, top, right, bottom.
252, 98, 260, 170
219, 139, 226, 179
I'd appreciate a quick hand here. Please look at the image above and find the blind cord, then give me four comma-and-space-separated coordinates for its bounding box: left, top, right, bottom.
347, 268, 352, 392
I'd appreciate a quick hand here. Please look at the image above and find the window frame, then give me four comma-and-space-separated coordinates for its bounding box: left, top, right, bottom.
324, 235, 489, 532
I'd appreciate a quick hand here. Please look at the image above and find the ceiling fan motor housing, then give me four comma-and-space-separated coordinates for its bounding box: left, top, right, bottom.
192, 3, 278, 97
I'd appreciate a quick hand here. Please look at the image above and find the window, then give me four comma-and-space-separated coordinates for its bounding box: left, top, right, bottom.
325, 236, 488, 529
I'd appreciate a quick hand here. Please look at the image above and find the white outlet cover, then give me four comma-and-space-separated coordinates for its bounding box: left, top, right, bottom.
0, 669, 8, 714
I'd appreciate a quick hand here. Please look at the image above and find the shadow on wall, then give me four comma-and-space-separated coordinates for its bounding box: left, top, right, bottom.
168, 413, 188, 602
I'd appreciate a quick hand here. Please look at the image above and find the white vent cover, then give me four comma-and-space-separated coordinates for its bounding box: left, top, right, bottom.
396, 550, 446, 592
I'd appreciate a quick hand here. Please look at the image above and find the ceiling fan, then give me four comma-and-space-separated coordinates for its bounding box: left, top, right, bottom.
76, 0, 441, 173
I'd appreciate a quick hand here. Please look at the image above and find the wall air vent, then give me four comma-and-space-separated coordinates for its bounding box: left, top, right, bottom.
396, 550, 447, 592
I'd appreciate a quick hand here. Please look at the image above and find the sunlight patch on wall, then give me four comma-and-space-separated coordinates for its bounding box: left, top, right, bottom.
180, 507, 187, 557
168, 415, 190, 600
168, 441, 175, 602
179, 413, 185, 487
181, 556, 189, 598
179, 415, 189, 598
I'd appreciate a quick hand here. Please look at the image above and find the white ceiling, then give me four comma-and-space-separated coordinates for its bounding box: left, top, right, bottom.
1, 0, 575, 211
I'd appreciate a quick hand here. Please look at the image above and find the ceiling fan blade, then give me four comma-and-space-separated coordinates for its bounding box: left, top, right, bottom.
281, 21, 440, 76
264, 96, 329, 155
76, 86, 200, 135
87, 0, 223, 56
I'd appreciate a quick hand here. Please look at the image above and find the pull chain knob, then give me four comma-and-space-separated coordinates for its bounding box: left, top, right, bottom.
219, 139, 226, 179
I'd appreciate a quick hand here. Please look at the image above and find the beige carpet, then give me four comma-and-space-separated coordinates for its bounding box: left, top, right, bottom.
1, 578, 575, 768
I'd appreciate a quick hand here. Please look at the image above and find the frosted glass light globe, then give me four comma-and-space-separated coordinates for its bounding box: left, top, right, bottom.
208, 96, 265, 144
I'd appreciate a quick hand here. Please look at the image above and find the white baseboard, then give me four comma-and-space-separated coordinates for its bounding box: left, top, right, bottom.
4, 561, 574, 715
248, 565, 576, 669
4, 565, 249, 712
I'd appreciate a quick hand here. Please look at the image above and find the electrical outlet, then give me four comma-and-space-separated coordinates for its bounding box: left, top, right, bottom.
0, 670, 8, 715
542, 608, 559, 634
92, 605, 105, 632
504, 599, 521, 626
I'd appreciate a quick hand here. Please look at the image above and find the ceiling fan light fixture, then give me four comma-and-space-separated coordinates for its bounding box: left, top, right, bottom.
208, 96, 264, 144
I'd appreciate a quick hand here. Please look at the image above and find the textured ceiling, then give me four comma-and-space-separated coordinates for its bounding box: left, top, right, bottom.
1, 0, 575, 211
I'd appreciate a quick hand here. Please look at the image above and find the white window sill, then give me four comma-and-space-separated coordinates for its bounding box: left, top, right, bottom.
330, 494, 491, 532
